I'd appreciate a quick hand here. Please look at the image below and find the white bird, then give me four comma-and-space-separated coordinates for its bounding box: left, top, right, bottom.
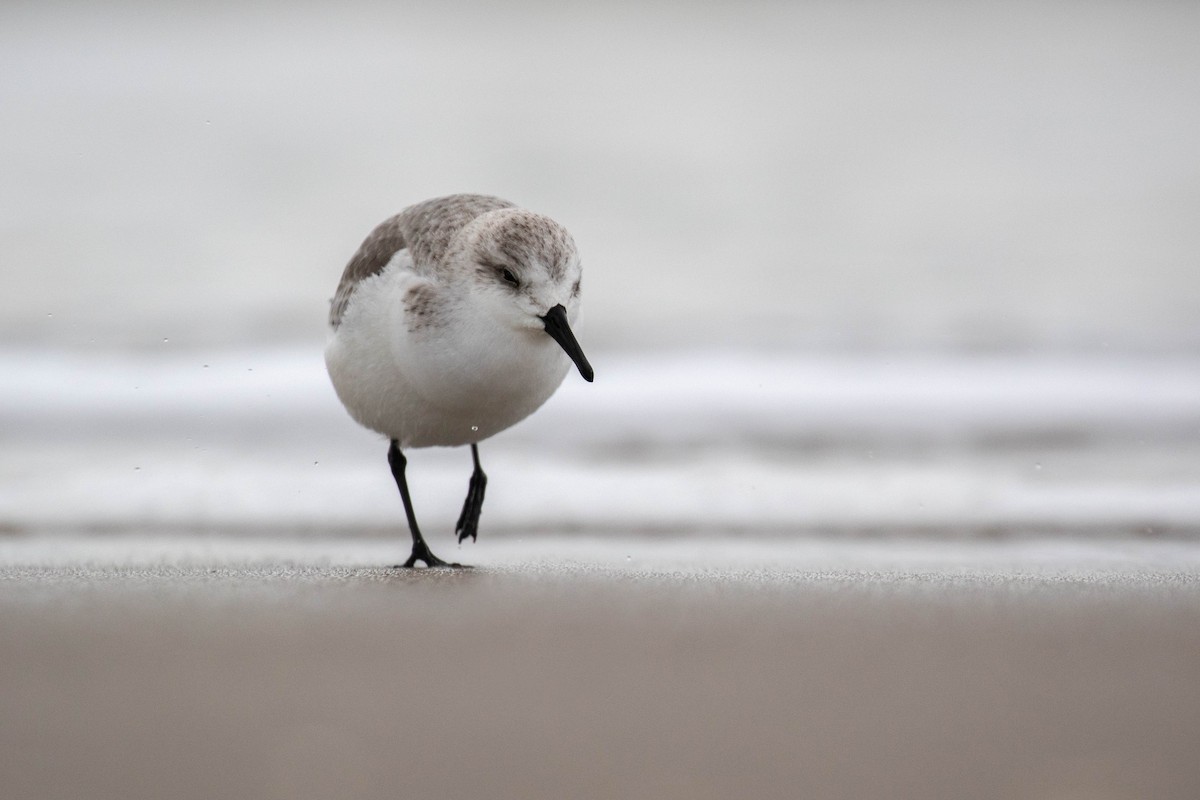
325, 194, 593, 567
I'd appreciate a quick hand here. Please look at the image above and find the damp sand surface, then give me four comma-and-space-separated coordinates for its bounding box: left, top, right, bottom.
2, 536, 1198, 800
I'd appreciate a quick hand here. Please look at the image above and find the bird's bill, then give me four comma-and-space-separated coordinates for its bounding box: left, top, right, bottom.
540, 304, 594, 382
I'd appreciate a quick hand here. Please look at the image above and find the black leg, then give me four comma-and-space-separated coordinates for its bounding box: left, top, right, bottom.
454, 443, 488, 544
387, 440, 464, 568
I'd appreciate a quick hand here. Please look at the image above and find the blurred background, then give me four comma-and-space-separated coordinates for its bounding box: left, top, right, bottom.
2, 0, 1198, 542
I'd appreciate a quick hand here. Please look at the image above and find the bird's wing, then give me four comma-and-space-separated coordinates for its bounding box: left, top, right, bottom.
329, 194, 514, 329
329, 213, 411, 328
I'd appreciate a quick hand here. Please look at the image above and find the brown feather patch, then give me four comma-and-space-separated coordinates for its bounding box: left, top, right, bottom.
402, 282, 444, 334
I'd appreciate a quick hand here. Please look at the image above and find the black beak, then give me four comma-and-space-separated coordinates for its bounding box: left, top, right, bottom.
540, 304, 594, 382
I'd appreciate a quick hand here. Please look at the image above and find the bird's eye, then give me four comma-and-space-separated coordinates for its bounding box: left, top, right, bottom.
499, 267, 520, 288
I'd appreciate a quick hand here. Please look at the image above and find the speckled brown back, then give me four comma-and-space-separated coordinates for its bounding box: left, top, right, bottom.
329, 194, 515, 328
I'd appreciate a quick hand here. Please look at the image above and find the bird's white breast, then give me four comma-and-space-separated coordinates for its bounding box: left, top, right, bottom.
325, 257, 571, 448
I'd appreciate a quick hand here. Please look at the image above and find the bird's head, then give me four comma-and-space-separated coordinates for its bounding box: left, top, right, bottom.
456, 208, 593, 382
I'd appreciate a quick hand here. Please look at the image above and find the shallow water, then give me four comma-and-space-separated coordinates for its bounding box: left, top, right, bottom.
2, 348, 1197, 539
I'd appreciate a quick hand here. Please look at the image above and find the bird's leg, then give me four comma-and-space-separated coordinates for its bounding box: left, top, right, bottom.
387, 440, 464, 568
454, 443, 488, 544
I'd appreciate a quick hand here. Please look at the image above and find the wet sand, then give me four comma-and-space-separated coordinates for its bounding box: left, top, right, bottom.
2, 537, 1199, 800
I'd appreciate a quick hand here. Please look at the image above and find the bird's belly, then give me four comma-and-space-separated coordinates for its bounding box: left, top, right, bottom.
326, 325, 569, 448
405, 333, 570, 446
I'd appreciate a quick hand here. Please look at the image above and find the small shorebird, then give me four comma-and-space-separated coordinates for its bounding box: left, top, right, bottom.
325, 194, 594, 567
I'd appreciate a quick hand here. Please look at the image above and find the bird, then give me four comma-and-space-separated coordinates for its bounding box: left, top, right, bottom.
324, 194, 594, 568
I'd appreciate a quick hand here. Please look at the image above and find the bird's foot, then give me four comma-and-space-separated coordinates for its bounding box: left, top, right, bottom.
454, 466, 488, 544
394, 539, 470, 569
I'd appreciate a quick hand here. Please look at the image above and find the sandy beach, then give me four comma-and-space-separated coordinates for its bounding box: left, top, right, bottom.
3, 536, 1198, 800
